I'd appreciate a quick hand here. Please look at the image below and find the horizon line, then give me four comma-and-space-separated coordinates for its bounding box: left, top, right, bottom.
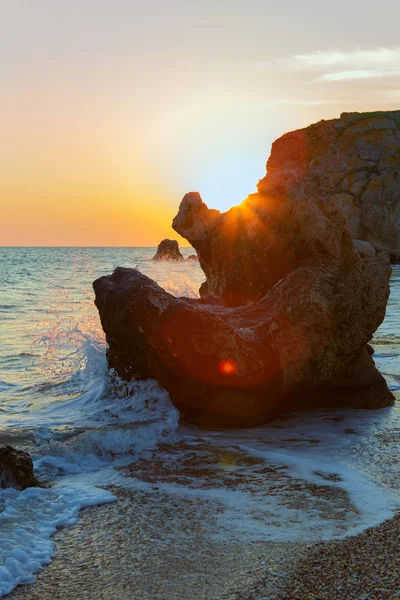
0, 245, 192, 248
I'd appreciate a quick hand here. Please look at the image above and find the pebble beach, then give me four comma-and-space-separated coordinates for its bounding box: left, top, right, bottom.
8, 487, 307, 600
7, 485, 400, 600
281, 513, 400, 600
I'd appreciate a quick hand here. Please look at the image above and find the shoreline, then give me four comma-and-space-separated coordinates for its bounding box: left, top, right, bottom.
8, 485, 400, 600
8, 486, 307, 600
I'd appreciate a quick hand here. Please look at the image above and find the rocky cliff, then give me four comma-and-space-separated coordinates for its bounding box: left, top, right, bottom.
265, 110, 400, 260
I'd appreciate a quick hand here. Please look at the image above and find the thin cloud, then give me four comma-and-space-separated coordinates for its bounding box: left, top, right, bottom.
285, 48, 400, 70
315, 69, 400, 82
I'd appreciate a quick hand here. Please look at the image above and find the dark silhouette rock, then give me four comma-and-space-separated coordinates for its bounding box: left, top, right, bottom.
152, 239, 184, 262
172, 187, 356, 307
93, 113, 395, 427
0, 446, 39, 489
93, 258, 393, 427
94, 208, 393, 426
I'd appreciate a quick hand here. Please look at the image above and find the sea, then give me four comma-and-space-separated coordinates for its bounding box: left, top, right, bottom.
0, 247, 399, 597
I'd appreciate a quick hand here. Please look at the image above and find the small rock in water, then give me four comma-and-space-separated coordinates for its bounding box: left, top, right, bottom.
0, 445, 39, 490
152, 239, 184, 262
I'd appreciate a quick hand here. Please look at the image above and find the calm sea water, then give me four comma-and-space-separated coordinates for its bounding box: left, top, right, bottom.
0, 247, 399, 596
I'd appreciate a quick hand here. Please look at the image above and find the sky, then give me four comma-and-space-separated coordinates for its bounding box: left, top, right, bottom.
1, 0, 400, 246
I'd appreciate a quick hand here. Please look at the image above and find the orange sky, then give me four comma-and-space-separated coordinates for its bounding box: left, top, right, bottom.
1, 1, 400, 246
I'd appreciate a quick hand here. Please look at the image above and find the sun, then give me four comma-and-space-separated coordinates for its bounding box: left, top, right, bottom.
195, 154, 262, 213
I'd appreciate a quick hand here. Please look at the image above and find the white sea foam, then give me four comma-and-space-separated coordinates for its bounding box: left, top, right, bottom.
102, 406, 400, 543
0, 373, 179, 597
0, 482, 115, 597
0, 330, 179, 596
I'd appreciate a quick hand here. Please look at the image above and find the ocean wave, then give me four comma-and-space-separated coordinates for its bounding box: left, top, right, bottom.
0, 381, 15, 392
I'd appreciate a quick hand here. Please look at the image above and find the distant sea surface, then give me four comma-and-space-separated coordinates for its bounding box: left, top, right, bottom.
0, 247, 399, 596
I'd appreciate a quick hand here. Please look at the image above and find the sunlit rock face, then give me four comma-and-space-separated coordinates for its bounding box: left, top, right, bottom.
152, 239, 184, 262
94, 113, 396, 427
172, 189, 356, 307
265, 111, 400, 260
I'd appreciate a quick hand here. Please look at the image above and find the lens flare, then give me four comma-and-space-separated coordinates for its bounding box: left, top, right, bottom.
219, 359, 237, 375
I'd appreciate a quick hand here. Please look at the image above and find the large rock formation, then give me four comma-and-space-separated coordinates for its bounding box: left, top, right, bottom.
152, 239, 184, 262
0, 446, 39, 489
172, 190, 357, 306
264, 111, 400, 260
93, 120, 395, 426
